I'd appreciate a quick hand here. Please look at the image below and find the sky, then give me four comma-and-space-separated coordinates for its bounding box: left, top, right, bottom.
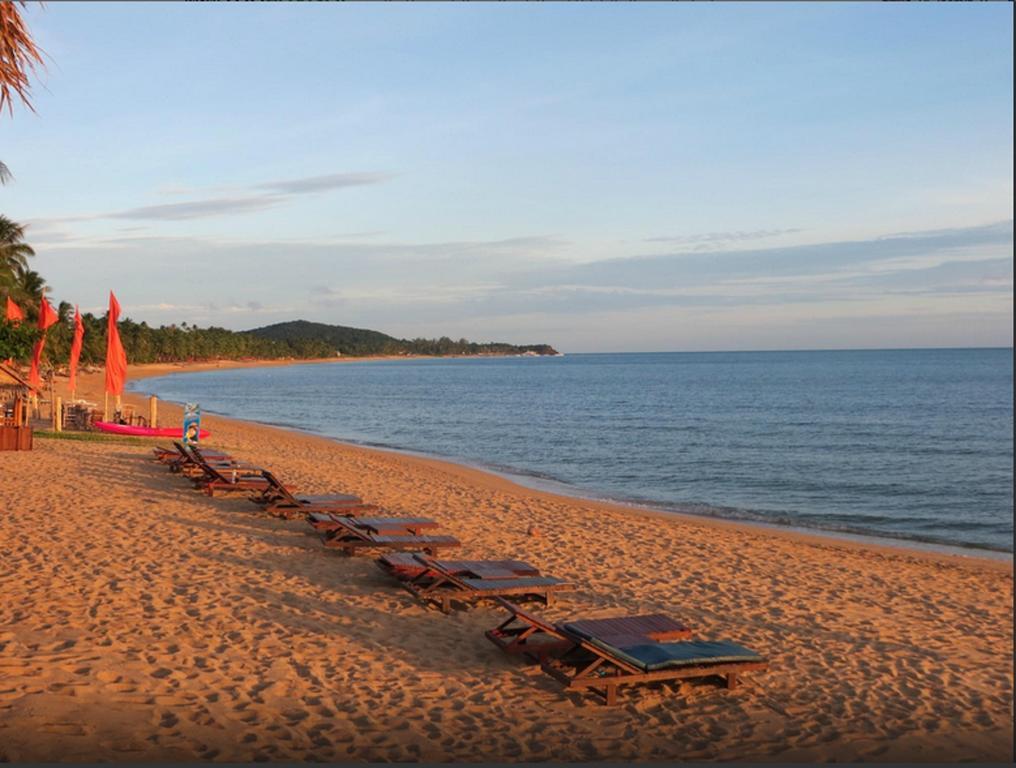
1, 2, 1012, 352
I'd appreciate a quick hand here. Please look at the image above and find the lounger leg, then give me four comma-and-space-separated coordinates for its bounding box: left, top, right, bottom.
726, 673, 739, 689
441, 597, 451, 614
604, 684, 617, 706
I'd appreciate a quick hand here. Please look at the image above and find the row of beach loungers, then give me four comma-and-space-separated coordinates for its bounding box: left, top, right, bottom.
153, 441, 768, 706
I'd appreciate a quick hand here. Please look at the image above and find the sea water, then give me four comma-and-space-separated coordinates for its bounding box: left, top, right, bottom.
132, 348, 1014, 553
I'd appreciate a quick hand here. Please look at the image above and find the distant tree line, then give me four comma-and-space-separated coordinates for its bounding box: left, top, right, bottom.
248, 320, 558, 358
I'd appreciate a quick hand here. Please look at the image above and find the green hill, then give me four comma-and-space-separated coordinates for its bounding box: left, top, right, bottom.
247, 318, 564, 357
246, 320, 559, 357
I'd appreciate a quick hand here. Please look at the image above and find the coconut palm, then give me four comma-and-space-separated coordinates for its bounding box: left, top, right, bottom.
12, 264, 46, 301
0, 1, 45, 115
0, 215, 35, 290
1, 1, 45, 183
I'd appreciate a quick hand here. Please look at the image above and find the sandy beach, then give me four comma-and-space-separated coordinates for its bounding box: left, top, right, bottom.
0, 360, 1012, 762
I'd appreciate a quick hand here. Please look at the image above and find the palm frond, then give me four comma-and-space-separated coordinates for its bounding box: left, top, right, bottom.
0, 1, 46, 115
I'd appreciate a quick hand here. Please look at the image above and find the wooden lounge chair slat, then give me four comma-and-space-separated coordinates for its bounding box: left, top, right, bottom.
256, 470, 362, 512
388, 557, 569, 613
563, 615, 692, 644
377, 554, 538, 580
320, 518, 460, 555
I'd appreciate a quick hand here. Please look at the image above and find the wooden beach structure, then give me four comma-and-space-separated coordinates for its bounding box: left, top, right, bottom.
486, 598, 767, 705
378, 553, 573, 614
0, 362, 34, 451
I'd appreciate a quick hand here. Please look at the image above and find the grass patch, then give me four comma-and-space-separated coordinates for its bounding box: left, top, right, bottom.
34, 430, 152, 446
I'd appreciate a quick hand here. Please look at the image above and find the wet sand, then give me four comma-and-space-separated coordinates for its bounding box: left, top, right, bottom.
0, 361, 1012, 762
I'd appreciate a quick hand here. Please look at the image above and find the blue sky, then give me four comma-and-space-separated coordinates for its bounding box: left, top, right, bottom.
2, 2, 1012, 351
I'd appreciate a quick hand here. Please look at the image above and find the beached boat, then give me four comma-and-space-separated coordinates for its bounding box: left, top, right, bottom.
94, 421, 211, 439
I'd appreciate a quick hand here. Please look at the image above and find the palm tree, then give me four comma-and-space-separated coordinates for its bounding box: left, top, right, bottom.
13, 264, 46, 300
0, 1, 45, 115
1, 1, 45, 183
0, 215, 35, 292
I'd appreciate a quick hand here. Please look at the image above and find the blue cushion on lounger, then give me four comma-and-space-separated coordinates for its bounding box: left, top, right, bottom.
569, 633, 764, 672
616, 640, 765, 671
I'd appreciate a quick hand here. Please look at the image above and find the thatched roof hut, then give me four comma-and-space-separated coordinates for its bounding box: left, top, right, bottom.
1, 362, 33, 430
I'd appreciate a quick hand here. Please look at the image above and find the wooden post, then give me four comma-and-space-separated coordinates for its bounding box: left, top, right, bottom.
53, 396, 62, 432
149, 396, 158, 428
103, 392, 109, 421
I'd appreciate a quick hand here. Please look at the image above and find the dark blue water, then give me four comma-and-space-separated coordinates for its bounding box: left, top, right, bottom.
132, 349, 1014, 552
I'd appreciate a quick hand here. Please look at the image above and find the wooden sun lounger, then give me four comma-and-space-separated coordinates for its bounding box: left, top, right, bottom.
166, 442, 236, 476
187, 452, 293, 498
190, 445, 262, 473
377, 553, 540, 581
319, 516, 461, 556
154, 442, 229, 463
309, 512, 440, 535
486, 599, 766, 705
254, 471, 377, 518
383, 554, 572, 613
153, 445, 179, 462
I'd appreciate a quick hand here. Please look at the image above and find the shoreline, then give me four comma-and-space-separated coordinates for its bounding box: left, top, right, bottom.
122, 358, 1012, 569
4, 359, 1012, 761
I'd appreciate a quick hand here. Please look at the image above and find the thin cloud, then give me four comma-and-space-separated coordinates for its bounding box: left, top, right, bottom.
645, 228, 803, 246
311, 286, 339, 296
109, 195, 285, 221
102, 170, 394, 221
257, 171, 393, 195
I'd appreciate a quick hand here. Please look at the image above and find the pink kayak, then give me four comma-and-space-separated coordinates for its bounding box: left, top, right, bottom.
94, 421, 212, 439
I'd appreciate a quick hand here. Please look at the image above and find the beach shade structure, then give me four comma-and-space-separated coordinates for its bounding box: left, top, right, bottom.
27, 296, 57, 390
254, 470, 378, 518
67, 306, 84, 398
379, 553, 573, 614
317, 515, 461, 556
104, 291, 128, 412
0, 361, 33, 450
485, 598, 767, 705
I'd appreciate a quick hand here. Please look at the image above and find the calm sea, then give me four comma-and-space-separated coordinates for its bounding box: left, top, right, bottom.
132, 349, 1014, 553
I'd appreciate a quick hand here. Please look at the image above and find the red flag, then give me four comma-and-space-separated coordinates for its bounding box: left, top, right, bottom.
104, 291, 128, 396
37, 297, 58, 331
68, 306, 84, 394
5, 297, 24, 324
28, 297, 58, 389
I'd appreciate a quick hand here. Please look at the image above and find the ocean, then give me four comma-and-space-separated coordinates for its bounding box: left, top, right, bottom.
131, 348, 1014, 553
